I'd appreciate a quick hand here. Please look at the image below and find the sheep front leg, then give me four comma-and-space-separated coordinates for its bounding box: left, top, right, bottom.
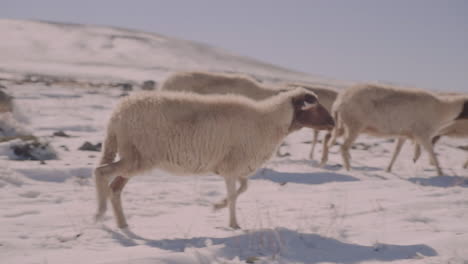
224, 177, 241, 229
386, 137, 405, 172
340, 128, 360, 171
309, 130, 319, 160
463, 159, 468, 169
214, 178, 248, 210
413, 143, 422, 163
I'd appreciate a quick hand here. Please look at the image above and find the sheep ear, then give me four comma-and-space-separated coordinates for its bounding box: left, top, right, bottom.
456, 101, 468, 120
292, 93, 317, 110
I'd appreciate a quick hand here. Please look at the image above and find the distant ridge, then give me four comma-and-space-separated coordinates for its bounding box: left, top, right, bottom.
0, 19, 350, 87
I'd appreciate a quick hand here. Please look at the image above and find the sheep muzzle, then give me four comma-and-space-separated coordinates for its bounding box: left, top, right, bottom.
296, 103, 335, 130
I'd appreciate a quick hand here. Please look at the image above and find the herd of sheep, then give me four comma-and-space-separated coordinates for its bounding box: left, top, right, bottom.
94, 71, 468, 229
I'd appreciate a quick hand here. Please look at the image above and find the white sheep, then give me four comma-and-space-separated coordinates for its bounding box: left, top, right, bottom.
94, 88, 334, 229
161, 71, 338, 160
385, 93, 468, 171
327, 83, 468, 175
393, 119, 468, 169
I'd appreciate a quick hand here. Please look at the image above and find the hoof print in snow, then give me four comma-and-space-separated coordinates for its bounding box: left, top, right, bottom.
78, 141, 102, 152
53, 130, 70, 137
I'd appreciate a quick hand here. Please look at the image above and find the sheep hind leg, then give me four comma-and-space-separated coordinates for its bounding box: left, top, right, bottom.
109, 176, 130, 228
340, 127, 360, 171
386, 137, 405, 172
418, 138, 444, 176
94, 159, 128, 222
213, 178, 248, 211
309, 130, 319, 160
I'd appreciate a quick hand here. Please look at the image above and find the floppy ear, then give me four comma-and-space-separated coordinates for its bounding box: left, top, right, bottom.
456, 101, 468, 120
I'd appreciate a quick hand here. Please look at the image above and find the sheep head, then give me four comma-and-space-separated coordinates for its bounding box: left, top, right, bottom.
290, 92, 335, 131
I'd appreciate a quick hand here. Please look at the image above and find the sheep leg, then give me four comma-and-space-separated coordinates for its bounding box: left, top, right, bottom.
319, 131, 332, 167
214, 178, 248, 210
428, 136, 441, 166
110, 176, 130, 228
340, 128, 360, 171
418, 138, 444, 176
413, 143, 422, 163
464, 159, 468, 169
224, 177, 241, 229
94, 159, 127, 221
309, 130, 319, 160
386, 137, 405, 172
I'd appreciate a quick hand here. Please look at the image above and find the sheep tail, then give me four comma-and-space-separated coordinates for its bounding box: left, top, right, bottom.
94, 129, 118, 221
99, 130, 118, 165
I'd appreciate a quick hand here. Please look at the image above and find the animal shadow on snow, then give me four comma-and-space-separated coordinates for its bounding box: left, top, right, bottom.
252, 168, 359, 185
109, 227, 436, 263
408, 175, 468, 188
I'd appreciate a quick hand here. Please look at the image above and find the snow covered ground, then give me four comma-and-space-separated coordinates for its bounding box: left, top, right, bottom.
1, 19, 468, 264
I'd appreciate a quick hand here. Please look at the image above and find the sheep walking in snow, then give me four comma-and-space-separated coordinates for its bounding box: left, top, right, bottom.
94, 88, 334, 229
327, 83, 468, 175
390, 119, 468, 170
160, 71, 338, 160
386, 93, 468, 170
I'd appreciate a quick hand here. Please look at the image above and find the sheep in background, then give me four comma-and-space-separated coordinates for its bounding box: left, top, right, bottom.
160, 71, 338, 160
387, 120, 468, 172
94, 88, 334, 229
386, 93, 468, 171
160, 71, 279, 100
328, 83, 468, 175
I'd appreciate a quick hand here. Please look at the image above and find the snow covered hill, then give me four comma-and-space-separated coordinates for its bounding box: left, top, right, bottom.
0, 19, 468, 264
0, 19, 347, 87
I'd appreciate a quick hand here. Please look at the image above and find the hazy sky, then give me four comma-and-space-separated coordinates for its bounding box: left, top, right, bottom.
1, 0, 467, 91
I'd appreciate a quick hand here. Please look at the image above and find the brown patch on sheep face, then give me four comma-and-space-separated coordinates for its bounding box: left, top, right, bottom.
290, 93, 335, 132
455, 101, 468, 120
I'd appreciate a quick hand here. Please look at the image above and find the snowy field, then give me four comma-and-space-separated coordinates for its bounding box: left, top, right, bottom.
1, 19, 468, 264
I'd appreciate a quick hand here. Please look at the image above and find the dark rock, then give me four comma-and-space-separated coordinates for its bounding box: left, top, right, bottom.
141, 80, 157, 91
120, 83, 133, 91
53, 130, 70, 137
10, 140, 57, 161
59, 145, 70, 151
78, 141, 102, 152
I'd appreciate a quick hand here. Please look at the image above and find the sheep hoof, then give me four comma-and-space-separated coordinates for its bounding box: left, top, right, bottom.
94, 212, 105, 223
118, 223, 129, 229
230, 223, 241, 230
213, 199, 228, 211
